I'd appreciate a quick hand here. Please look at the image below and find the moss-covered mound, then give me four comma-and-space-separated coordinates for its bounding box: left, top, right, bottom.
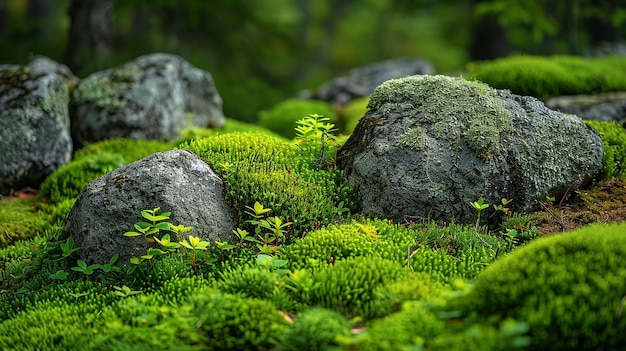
180, 132, 356, 235
466, 55, 626, 98
462, 222, 626, 350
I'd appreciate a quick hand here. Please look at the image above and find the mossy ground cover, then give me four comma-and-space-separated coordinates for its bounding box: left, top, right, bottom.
3, 69, 626, 349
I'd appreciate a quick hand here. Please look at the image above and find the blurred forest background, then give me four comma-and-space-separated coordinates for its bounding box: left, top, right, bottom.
1, 0, 625, 121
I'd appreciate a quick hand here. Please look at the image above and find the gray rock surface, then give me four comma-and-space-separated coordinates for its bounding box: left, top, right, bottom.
545, 92, 626, 124
64, 149, 236, 265
0, 60, 73, 195
337, 75, 604, 224
308, 58, 435, 106
71, 53, 225, 149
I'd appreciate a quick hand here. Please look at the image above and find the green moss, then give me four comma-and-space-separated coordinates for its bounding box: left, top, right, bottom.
345, 302, 445, 351
174, 117, 286, 146
186, 289, 288, 350
258, 98, 337, 139
0, 197, 73, 248
280, 219, 415, 270
180, 132, 356, 235
463, 222, 626, 350
369, 75, 512, 155
466, 55, 626, 98
309, 256, 411, 319
280, 308, 352, 351
585, 120, 626, 181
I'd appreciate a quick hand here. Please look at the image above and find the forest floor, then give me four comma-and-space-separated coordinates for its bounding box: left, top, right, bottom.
534, 178, 626, 235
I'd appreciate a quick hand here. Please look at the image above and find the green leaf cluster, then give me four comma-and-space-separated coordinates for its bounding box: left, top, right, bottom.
258, 98, 337, 139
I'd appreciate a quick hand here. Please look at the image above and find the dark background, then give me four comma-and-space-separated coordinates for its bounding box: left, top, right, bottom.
1, 0, 624, 121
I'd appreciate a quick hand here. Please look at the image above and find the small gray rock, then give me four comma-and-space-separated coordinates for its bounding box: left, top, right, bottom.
0, 60, 73, 194
64, 149, 236, 265
71, 53, 225, 149
337, 75, 604, 224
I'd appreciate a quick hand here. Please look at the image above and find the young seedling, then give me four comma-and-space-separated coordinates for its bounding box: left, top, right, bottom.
469, 197, 492, 247
179, 235, 211, 274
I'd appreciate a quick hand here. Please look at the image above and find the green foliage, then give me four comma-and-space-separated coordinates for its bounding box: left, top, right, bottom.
463, 222, 626, 350
186, 289, 288, 350
40, 138, 172, 204
216, 264, 280, 300
295, 113, 340, 168
258, 98, 337, 139
585, 120, 626, 181
309, 256, 411, 319
467, 55, 626, 98
180, 132, 356, 235
280, 307, 352, 351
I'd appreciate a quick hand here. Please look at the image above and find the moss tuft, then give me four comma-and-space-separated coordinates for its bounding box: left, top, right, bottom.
463, 222, 626, 350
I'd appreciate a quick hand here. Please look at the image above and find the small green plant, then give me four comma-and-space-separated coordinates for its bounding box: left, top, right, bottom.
124, 207, 193, 266
469, 197, 490, 231
215, 241, 236, 261
333, 200, 350, 219
69, 254, 120, 279
57, 237, 81, 260
180, 235, 211, 274
492, 198, 513, 216
295, 113, 338, 168
113, 285, 143, 297
241, 201, 292, 253
469, 197, 492, 247
232, 228, 256, 245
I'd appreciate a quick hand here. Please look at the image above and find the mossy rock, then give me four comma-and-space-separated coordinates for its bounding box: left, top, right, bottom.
466, 55, 626, 98
462, 222, 626, 350
258, 98, 337, 139
39, 138, 173, 204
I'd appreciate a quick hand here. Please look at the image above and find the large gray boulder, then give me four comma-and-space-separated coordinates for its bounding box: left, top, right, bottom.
0, 59, 73, 195
337, 75, 604, 224
64, 149, 236, 265
307, 58, 435, 106
71, 53, 225, 149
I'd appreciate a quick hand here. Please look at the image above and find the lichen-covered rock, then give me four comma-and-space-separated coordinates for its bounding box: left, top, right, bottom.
337, 75, 604, 224
0, 60, 73, 195
64, 149, 236, 265
307, 58, 434, 106
70, 53, 225, 149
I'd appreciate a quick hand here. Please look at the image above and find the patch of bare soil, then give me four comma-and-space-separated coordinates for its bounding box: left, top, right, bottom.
534, 178, 626, 235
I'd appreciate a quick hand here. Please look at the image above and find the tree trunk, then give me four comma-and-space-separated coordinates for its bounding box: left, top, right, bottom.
468, 0, 510, 60
65, 0, 115, 75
